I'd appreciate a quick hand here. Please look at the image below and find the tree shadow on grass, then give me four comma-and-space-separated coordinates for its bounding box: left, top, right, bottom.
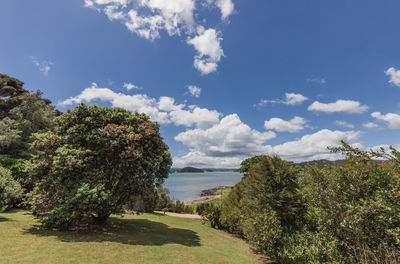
24, 216, 201, 247
0, 216, 11, 222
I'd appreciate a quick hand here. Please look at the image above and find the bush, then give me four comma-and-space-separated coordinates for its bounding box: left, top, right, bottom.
197, 202, 222, 228
0, 166, 23, 211
28, 104, 172, 229
207, 144, 400, 263
301, 153, 400, 262
0, 155, 30, 191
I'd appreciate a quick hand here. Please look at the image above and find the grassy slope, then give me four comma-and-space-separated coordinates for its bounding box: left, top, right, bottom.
0, 210, 258, 264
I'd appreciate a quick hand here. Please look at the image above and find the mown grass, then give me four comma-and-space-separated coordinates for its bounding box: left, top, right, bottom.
0, 210, 259, 264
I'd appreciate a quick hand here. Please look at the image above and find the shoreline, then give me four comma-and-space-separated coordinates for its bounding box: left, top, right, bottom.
184, 186, 231, 205
184, 194, 222, 205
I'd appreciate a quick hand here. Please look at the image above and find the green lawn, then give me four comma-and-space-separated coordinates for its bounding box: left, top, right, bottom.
0, 210, 259, 264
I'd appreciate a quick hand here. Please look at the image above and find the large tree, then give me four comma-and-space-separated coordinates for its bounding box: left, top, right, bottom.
28, 104, 172, 229
0, 74, 56, 158
0, 74, 28, 119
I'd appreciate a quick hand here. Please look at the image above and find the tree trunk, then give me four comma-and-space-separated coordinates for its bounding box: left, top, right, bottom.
91, 213, 110, 225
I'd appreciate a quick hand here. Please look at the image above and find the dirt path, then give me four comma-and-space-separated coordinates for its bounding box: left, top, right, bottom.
154, 211, 202, 220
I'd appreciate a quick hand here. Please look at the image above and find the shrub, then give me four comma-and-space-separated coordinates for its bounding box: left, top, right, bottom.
208, 145, 400, 263
0, 166, 23, 211
197, 202, 222, 228
301, 156, 400, 262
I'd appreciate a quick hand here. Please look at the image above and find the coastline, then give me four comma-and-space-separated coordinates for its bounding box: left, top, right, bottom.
184, 186, 230, 205
184, 194, 222, 205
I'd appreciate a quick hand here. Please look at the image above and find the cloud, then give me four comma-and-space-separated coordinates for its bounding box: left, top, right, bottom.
308, 100, 368, 114
175, 114, 276, 157
264, 116, 307, 133
385, 67, 400, 87
371, 112, 400, 129
335, 120, 355, 129
85, 0, 232, 74
169, 105, 221, 129
363, 122, 379, 129
187, 85, 201, 98
123, 82, 141, 90
30, 57, 54, 76
255, 93, 308, 108
272, 129, 360, 161
174, 128, 361, 167
187, 27, 224, 74
307, 75, 326, 84
215, 0, 235, 20
173, 150, 242, 168
60, 83, 220, 128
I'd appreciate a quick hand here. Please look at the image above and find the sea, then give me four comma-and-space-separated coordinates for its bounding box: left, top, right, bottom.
163, 171, 244, 202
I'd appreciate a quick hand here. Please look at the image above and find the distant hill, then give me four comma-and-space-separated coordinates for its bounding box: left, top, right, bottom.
295, 159, 345, 168
178, 167, 204, 173
171, 168, 239, 173
295, 159, 383, 168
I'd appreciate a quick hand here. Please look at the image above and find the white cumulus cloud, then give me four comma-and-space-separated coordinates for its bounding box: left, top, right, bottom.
215, 0, 235, 20
272, 129, 360, 162
385, 67, 400, 87
173, 150, 242, 168
60, 83, 220, 128
371, 112, 400, 129
264, 116, 307, 133
84, 0, 232, 74
175, 114, 276, 157
187, 27, 224, 75
308, 100, 368, 114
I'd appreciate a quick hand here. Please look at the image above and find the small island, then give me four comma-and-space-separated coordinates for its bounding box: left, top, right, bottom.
178, 167, 204, 173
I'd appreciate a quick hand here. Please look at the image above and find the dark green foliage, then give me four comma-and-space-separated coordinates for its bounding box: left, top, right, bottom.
0, 74, 28, 119
0, 91, 56, 158
238, 156, 305, 257
0, 74, 56, 203
0, 166, 23, 211
196, 202, 222, 228
238, 156, 261, 173
207, 146, 400, 263
219, 179, 245, 234
299, 144, 400, 263
28, 104, 172, 229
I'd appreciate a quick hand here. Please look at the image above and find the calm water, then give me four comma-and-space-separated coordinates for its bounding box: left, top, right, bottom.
163, 171, 244, 202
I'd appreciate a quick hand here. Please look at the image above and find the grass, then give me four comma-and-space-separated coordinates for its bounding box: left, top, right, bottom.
0, 210, 259, 264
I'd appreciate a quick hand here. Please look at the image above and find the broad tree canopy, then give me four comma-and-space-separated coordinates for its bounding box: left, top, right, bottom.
29, 103, 172, 229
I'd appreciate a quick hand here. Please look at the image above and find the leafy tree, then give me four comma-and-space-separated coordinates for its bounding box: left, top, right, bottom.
28, 104, 172, 229
0, 91, 56, 158
0, 74, 28, 119
240, 156, 305, 255
0, 74, 56, 194
238, 156, 261, 173
0, 166, 23, 211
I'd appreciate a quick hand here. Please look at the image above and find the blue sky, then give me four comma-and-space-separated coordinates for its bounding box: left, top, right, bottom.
1, 0, 400, 168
